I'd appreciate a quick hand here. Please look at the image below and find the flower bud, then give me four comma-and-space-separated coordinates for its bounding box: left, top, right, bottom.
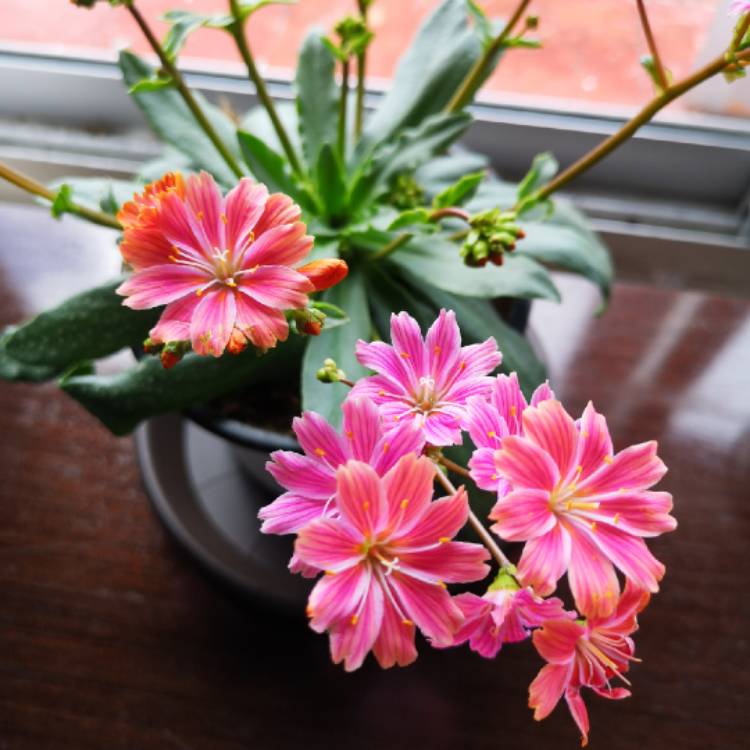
316, 358, 347, 383
297, 259, 349, 292
160, 340, 189, 369
460, 208, 525, 267
227, 328, 249, 355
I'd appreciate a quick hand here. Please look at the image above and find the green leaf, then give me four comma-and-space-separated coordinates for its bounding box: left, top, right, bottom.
234, 0, 297, 22
161, 10, 233, 62
314, 143, 347, 221
415, 286, 546, 396
387, 208, 432, 231
355, 0, 491, 160
295, 31, 339, 171
349, 112, 472, 214
433, 170, 485, 208
388, 236, 560, 301
517, 152, 558, 203
128, 75, 174, 94
61, 338, 304, 435
49, 177, 139, 216
301, 268, 371, 427
416, 152, 489, 197
241, 103, 302, 156
0, 327, 59, 382
467, 0, 494, 46
3, 279, 159, 372
118, 51, 243, 186
50, 184, 75, 219
237, 129, 296, 195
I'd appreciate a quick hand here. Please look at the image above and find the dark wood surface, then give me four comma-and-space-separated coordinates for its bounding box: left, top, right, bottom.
1, 204, 748, 749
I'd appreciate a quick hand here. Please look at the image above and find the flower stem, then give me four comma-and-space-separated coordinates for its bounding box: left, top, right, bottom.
446, 0, 533, 113
126, 2, 244, 180
369, 232, 413, 261
228, 0, 304, 176
354, 0, 369, 139
635, 0, 669, 91
429, 207, 471, 223
433, 462, 512, 569
533, 45, 750, 203
0, 161, 122, 230
338, 57, 351, 161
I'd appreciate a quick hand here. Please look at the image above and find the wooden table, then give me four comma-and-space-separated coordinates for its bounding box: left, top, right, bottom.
1, 204, 748, 749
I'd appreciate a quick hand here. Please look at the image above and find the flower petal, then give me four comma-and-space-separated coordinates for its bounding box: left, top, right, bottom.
517, 523, 572, 596
382, 453, 435, 535
253, 192, 301, 236
391, 486, 470, 549
335, 460, 387, 536
566, 522, 621, 619
370, 421, 425, 475
233, 292, 289, 349
494, 435, 560, 491
372, 597, 418, 669
308, 564, 369, 633
295, 517, 362, 572
237, 265, 312, 310
117, 265, 211, 309
292, 411, 349, 468
190, 287, 236, 356
466, 395, 508, 450
565, 687, 591, 748
184, 171, 226, 251
530, 380, 555, 407
243, 222, 312, 268
522, 400, 579, 481
355, 340, 414, 391
491, 372, 528, 434
532, 618, 583, 664
456, 338, 502, 378
266, 450, 336, 499
468, 446, 502, 493
148, 293, 200, 343
595, 490, 676, 537
223, 178, 269, 252
528, 662, 573, 721
389, 311, 427, 381
258, 492, 329, 535
422, 411, 463, 447
329, 573, 384, 671
578, 441, 667, 494
398, 541, 489, 584
342, 397, 382, 463
426, 309, 462, 389
388, 572, 464, 646
489, 488, 556, 542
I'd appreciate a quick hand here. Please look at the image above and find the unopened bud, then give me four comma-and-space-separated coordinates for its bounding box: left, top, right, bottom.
297, 258, 349, 292
302, 320, 322, 336
460, 208, 525, 267
290, 307, 327, 336
525, 15, 539, 30
160, 340, 189, 369
316, 357, 347, 383
143, 337, 160, 354
227, 328, 248, 355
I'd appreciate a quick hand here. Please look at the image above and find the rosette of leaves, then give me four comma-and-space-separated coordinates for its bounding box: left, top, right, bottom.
0, 0, 611, 434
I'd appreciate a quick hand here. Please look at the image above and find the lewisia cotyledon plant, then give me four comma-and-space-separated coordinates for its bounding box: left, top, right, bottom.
259, 310, 677, 745
117, 171, 346, 356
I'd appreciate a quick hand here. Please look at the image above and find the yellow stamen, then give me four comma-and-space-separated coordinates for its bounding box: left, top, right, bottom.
314, 447, 326, 457
491, 474, 498, 480
346, 431, 353, 439
459, 361, 466, 370
437, 581, 447, 589
220, 213, 228, 224
510, 405, 517, 417
400, 351, 410, 359
195, 210, 204, 221
400, 499, 409, 510
401, 619, 414, 627
196, 288, 204, 297
439, 537, 450, 544
350, 614, 359, 626
325, 570, 336, 576
382, 442, 390, 453
603, 455, 614, 464
613, 513, 621, 525
378, 390, 386, 397
225, 278, 237, 287
487, 430, 496, 438
306, 605, 314, 617
564, 500, 600, 512
434, 345, 442, 355
362, 501, 370, 510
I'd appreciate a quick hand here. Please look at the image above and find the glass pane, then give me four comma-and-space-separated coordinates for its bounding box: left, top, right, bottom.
0, 0, 742, 118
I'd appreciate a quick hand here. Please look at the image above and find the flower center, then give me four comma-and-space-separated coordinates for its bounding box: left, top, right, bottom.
413, 376, 439, 413
212, 248, 238, 286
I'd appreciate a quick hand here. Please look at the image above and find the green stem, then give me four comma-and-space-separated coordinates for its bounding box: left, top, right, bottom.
354, 0, 369, 138
228, 0, 304, 176
0, 161, 122, 230
636, 0, 669, 91
369, 232, 412, 261
338, 57, 351, 161
126, 2, 244, 180
534, 45, 750, 203
433, 462, 512, 570
446, 0, 533, 113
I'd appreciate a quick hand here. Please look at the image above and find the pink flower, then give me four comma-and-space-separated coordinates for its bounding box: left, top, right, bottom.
351, 310, 502, 446
295, 454, 490, 671
116, 171, 323, 356
466, 372, 554, 496
730, 0, 750, 15
489, 399, 676, 618
529, 581, 650, 747
259, 397, 424, 536
450, 584, 572, 659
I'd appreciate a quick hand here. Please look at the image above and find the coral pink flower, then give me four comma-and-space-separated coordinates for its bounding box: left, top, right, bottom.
295, 454, 490, 671
116, 171, 321, 356
259, 397, 424, 536
466, 372, 554, 497
529, 581, 650, 747
450, 584, 572, 659
351, 310, 502, 446
489, 399, 676, 618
